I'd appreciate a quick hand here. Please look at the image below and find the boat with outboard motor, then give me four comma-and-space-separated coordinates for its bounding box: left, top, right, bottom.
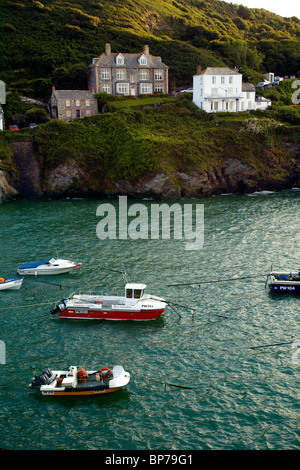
17, 257, 79, 275
51, 283, 167, 320
266, 269, 300, 293
0, 277, 23, 290
29, 365, 130, 396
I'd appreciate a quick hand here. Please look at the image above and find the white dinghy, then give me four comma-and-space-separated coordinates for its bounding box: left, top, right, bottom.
0, 277, 23, 290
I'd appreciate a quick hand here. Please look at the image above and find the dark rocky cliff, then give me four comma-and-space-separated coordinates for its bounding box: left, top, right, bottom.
1, 141, 300, 202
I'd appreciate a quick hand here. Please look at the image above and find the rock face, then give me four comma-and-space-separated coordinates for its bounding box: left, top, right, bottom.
1, 141, 300, 201
12, 141, 43, 198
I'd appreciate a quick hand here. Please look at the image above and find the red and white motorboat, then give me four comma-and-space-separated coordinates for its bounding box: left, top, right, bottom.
50, 283, 167, 321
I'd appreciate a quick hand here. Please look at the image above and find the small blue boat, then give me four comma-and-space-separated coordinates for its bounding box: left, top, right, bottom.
266, 269, 300, 293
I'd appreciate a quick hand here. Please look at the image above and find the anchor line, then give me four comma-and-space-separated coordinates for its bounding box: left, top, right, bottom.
167, 275, 261, 287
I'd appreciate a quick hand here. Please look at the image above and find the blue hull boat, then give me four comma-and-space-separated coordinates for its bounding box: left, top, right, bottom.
266, 270, 300, 293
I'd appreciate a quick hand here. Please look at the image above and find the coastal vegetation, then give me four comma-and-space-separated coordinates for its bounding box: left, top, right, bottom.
1, 0, 300, 95
1, 93, 299, 191
0, 0, 299, 197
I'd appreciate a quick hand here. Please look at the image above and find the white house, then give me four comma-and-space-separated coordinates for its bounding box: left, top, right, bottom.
193, 66, 271, 113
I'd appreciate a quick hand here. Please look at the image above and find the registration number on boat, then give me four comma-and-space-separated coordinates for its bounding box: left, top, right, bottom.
279, 286, 295, 291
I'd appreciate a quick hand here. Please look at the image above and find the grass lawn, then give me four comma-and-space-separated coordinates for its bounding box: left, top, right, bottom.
108, 95, 176, 109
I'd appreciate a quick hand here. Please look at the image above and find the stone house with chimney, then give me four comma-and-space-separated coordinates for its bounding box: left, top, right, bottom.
88, 43, 169, 96
50, 87, 98, 121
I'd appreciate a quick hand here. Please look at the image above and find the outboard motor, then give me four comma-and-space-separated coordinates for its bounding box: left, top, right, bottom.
29, 368, 56, 389
50, 300, 66, 315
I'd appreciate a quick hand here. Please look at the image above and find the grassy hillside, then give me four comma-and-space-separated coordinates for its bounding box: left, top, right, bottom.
1, 96, 299, 190
1, 0, 299, 97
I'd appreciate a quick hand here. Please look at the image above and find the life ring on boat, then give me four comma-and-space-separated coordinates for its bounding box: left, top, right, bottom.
99, 367, 112, 380
0, 278, 5, 283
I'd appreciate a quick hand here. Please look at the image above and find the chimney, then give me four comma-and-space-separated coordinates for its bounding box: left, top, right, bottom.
144, 45, 149, 57
91, 87, 95, 93
52, 86, 55, 92
196, 65, 202, 75
105, 43, 111, 56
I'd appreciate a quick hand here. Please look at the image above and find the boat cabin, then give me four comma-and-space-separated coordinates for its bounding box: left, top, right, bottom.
125, 283, 146, 300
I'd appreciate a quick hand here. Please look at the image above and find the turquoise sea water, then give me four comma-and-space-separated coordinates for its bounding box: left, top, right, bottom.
0, 190, 299, 451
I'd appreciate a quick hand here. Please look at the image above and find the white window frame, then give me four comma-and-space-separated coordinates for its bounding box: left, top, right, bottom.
101, 69, 110, 80
102, 84, 111, 94
75, 99, 81, 107
117, 69, 125, 81
139, 54, 147, 65
65, 99, 71, 107
155, 70, 163, 81
140, 83, 152, 94
116, 54, 124, 65
140, 70, 148, 80
212, 76, 216, 84
85, 99, 91, 107
154, 84, 163, 92
116, 83, 129, 95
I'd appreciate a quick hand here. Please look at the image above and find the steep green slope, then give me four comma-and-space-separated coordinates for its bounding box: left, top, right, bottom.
1, 0, 299, 95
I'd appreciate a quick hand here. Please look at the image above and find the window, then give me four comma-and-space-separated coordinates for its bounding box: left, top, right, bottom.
86, 109, 92, 116
102, 84, 111, 94
155, 70, 162, 81
75, 99, 81, 107
116, 83, 129, 94
229, 76, 233, 84
117, 70, 125, 80
76, 110, 81, 118
154, 84, 163, 92
140, 70, 148, 80
139, 54, 147, 65
66, 109, 72, 117
134, 289, 142, 299
126, 289, 132, 298
221, 76, 225, 84
213, 101, 218, 111
140, 83, 152, 94
130, 75, 136, 83
246, 92, 250, 99
65, 100, 71, 107
116, 54, 124, 65
101, 69, 110, 79
85, 99, 91, 107
212, 76, 216, 84
211, 88, 218, 95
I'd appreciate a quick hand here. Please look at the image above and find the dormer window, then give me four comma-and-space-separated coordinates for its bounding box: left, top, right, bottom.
116, 53, 124, 65
139, 54, 147, 65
